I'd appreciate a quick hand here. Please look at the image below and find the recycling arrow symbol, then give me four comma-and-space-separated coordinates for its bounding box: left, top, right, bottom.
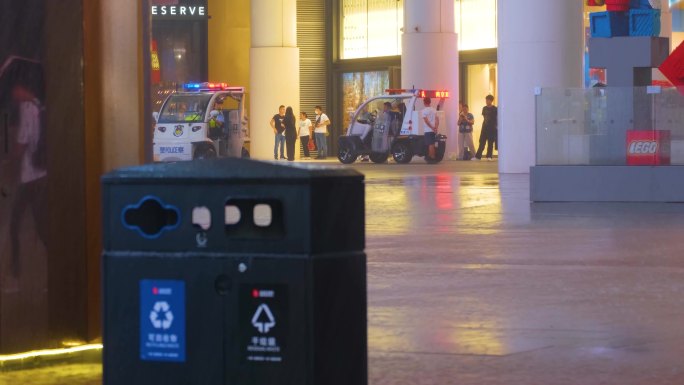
251, 304, 276, 334
150, 301, 174, 330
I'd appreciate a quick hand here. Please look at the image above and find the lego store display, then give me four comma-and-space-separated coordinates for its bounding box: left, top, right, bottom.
587, 0, 671, 165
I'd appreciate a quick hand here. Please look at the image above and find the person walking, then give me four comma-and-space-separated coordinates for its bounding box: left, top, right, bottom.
298, 111, 312, 159
270, 105, 286, 160
314, 105, 330, 159
421, 97, 439, 160
283, 106, 297, 161
474, 94, 498, 161
6, 83, 47, 278
458, 104, 476, 160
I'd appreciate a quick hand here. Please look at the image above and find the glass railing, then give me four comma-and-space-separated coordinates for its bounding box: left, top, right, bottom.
535, 86, 684, 166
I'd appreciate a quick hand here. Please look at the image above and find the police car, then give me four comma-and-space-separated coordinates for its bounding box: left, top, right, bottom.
338, 89, 448, 164
153, 82, 249, 162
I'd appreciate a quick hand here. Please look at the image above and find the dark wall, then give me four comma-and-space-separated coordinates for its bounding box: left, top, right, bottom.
44, 0, 89, 347
0, 0, 89, 352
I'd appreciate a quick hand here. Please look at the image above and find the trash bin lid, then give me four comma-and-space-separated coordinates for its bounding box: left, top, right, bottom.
103, 158, 363, 185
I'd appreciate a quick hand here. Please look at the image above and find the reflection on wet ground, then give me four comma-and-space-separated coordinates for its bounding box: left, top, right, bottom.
357, 161, 684, 385
5, 160, 684, 384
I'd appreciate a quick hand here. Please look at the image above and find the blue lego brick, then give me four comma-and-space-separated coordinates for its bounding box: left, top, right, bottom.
590, 11, 629, 38
630, 0, 653, 9
629, 9, 661, 37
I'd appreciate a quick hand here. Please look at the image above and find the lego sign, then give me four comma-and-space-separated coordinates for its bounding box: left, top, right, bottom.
626, 130, 671, 165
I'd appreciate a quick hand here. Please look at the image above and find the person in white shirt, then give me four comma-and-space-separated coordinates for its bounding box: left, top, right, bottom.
7, 83, 47, 278
421, 97, 439, 160
298, 111, 313, 159
314, 105, 330, 159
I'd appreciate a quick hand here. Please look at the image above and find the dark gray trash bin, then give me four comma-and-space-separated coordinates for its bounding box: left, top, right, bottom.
102, 158, 366, 385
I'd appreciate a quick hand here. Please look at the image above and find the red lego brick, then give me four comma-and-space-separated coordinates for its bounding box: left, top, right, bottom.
659, 41, 684, 89
587, 0, 606, 5
606, 0, 630, 11
626, 130, 671, 165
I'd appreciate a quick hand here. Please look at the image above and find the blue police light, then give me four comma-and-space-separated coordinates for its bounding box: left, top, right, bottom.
183, 82, 231, 91
183, 83, 202, 90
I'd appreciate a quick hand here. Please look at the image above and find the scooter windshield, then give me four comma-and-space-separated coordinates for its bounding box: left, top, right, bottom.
158, 94, 212, 123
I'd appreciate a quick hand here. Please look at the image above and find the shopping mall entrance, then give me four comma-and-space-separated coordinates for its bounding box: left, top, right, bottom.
462, 61, 498, 157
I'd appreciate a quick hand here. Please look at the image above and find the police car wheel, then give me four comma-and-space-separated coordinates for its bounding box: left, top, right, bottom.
425, 144, 445, 164
391, 142, 413, 164
425, 153, 444, 164
370, 152, 388, 164
338, 145, 357, 164
194, 145, 217, 160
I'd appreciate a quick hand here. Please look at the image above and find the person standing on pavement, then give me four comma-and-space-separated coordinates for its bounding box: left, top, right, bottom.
458, 104, 476, 160
314, 105, 330, 159
421, 97, 439, 160
283, 106, 297, 161
298, 111, 312, 159
270, 105, 286, 160
474, 94, 498, 161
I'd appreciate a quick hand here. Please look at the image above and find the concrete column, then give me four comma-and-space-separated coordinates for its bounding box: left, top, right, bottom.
497, 0, 583, 173
402, 0, 459, 160
250, 0, 300, 160
100, 0, 144, 170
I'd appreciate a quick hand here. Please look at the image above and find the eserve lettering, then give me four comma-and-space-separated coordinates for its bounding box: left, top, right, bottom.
152, 6, 206, 17
160, 147, 185, 154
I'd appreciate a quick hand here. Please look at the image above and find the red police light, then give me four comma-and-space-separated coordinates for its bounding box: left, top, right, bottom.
419, 90, 449, 99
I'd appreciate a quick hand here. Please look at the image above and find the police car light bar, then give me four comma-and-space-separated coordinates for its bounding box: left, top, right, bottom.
419, 90, 450, 98
385, 89, 450, 98
183, 82, 244, 92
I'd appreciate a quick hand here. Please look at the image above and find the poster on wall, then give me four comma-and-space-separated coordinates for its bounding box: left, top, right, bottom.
0, 0, 49, 353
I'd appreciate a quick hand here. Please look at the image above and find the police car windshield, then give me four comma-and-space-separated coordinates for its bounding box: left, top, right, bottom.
158, 94, 212, 123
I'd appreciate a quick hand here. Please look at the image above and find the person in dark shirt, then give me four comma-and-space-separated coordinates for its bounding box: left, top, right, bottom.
474, 94, 498, 161
283, 106, 297, 161
270, 105, 286, 160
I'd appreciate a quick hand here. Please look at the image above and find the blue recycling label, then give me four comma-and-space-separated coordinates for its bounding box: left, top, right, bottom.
140, 279, 186, 362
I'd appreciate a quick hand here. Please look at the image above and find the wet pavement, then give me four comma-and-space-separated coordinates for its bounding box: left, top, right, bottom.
360, 160, 684, 385
5, 159, 684, 384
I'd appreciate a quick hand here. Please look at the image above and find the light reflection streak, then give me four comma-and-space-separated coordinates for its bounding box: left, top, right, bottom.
365, 173, 503, 236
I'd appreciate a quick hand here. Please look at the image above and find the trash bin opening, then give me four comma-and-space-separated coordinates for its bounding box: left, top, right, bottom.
224, 199, 284, 239
192, 206, 212, 231
121, 196, 181, 239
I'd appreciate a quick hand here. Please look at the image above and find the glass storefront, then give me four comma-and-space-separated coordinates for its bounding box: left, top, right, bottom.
150, 0, 208, 112
340, 0, 404, 59
465, 63, 498, 155
454, 0, 497, 51
340, 0, 497, 59
341, 70, 390, 131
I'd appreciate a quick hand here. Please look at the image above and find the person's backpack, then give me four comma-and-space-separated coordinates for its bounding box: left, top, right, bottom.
32, 102, 46, 169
